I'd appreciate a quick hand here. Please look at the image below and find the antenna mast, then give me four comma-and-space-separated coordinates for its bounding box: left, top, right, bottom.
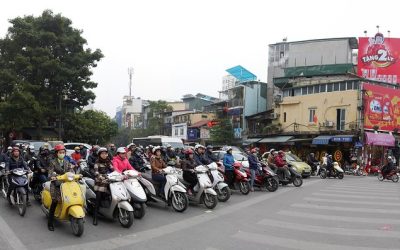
128, 67, 134, 98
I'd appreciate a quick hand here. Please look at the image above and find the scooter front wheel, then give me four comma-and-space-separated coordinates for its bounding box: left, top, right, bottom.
320, 170, 327, 179
338, 173, 344, 179
171, 191, 188, 212
70, 217, 84, 237
133, 203, 146, 219
265, 177, 279, 192
377, 174, 384, 181
118, 208, 134, 228
216, 186, 231, 202
17, 191, 27, 217
239, 182, 250, 195
392, 174, 399, 183
203, 193, 218, 209
293, 177, 303, 187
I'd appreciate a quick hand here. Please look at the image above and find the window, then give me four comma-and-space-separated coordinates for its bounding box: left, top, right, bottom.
308, 86, 314, 95
314, 85, 320, 93
284, 112, 287, 122
340, 82, 346, 91
327, 83, 333, 92
337, 109, 346, 131
333, 82, 340, 91
180, 128, 184, 136
354, 81, 360, 89
294, 88, 301, 96
309, 109, 316, 123
346, 81, 353, 90
283, 90, 290, 97
320, 84, 326, 92
301, 87, 307, 95
174, 128, 178, 136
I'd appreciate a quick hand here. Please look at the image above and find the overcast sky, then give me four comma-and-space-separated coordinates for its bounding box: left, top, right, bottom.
1, 0, 399, 116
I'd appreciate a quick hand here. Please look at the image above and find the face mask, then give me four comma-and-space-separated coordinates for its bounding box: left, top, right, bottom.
58, 153, 65, 160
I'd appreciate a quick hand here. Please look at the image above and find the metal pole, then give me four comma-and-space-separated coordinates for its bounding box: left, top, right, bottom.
58, 94, 62, 140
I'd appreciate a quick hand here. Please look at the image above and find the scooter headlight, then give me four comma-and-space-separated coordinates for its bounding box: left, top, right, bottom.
67, 172, 74, 181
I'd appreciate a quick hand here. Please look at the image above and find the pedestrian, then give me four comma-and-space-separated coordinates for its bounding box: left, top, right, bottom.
248, 148, 259, 192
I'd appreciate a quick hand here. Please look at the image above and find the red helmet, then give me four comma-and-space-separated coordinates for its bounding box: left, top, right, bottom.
185, 149, 194, 155
54, 144, 65, 152
233, 162, 242, 168
251, 148, 257, 153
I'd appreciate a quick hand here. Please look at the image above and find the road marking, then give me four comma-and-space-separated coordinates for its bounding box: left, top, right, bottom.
322, 187, 398, 194
320, 189, 397, 196
232, 231, 398, 250
51, 180, 323, 250
330, 184, 400, 190
304, 197, 400, 207
312, 192, 399, 200
291, 203, 400, 214
0, 213, 27, 250
258, 218, 400, 238
278, 210, 400, 224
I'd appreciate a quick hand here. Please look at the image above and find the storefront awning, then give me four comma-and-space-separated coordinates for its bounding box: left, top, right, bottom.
365, 132, 395, 147
312, 135, 333, 145
331, 135, 354, 143
259, 136, 293, 143
242, 138, 262, 145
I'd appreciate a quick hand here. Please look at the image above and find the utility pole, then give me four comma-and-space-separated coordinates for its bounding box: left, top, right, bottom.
128, 67, 134, 98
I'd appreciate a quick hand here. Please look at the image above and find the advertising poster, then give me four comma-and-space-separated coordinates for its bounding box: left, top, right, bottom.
358, 34, 400, 84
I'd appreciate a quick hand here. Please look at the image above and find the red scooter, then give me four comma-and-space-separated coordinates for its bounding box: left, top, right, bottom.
218, 162, 250, 195
244, 163, 279, 192
378, 169, 399, 182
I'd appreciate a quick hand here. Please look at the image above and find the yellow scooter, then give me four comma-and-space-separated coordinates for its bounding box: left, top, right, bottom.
41, 172, 85, 237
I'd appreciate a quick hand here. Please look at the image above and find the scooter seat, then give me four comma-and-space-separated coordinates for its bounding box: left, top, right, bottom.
43, 181, 51, 191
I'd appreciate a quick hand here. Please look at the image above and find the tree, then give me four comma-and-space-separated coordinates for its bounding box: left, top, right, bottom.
63, 110, 117, 145
210, 118, 234, 145
146, 100, 173, 135
0, 10, 103, 138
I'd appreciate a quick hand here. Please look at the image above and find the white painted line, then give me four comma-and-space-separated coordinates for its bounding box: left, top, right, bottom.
291, 203, 400, 214
0, 214, 27, 250
278, 210, 400, 224
322, 187, 398, 194
233, 231, 397, 250
258, 218, 400, 238
320, 189, 396, 196
312, 192, 399, 200
304, 197, 400, 207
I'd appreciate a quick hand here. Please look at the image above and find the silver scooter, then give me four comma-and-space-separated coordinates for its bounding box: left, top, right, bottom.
177, 165, 218, 209
123, 170, 147, 219
84, 171, 134, 228
139, 166, 188, 212
207, 162, 230, 202
0, 162, 8, 198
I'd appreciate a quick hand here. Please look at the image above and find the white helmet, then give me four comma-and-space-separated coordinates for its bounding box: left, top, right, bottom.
226, 146, 233, 152
388, 156, 393, 161
153, 146, 161, 154
116, 147, 126, 154
29, 145, 35, 150
195, 144, 205, 150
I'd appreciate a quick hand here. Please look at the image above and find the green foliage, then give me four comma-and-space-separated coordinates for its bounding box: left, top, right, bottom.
210, 118, 234, 145
63, 110, 117, 145
0, 10, 103, 137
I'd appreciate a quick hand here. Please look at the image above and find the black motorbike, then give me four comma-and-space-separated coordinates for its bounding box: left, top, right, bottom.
273, 164, 303, 187
8, 168, 29, 216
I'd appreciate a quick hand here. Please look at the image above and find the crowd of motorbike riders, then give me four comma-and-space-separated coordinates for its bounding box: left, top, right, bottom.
0, 141, 397, 232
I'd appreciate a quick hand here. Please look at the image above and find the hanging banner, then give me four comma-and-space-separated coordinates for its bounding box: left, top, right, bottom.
363, 83, 400, 131
358, 34, 400, 84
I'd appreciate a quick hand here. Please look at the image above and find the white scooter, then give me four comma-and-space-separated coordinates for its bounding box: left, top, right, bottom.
84, 171, 134, 228
140, 166, 188, 212
123, 170, 147, 219
177, 165, 218, 209
207, 162, 230, 202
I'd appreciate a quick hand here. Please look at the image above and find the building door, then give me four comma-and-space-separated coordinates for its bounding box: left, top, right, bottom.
336, 109, 345, 131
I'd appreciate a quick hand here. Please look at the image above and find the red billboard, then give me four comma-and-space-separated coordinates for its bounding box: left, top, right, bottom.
358, 33, 400, 84
363, 83, 400, 131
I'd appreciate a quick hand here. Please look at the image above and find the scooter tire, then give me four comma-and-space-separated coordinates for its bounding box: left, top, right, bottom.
133, 203, 146, 219
216, 186, 231, 202
392, 175, 399, 183
293, 177, 303, 187
171, 191, 188, 213
338, 173, 344, 179
71, 218, 84, 237
377, 174, 384, 181
320, 170, 327, 179
265, 178, 279, 192
118, 209, 134, 228
239, 182, 250, 195
203, 193, 218, 209
17, 191, 27, 217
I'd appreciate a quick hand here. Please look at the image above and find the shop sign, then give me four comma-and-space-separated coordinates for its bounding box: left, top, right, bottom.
334, 150, 343, 162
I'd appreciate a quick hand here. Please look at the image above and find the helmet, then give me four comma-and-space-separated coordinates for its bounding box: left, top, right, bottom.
226, 146, 233, 152
166, 144, 172, 148
7, 146, 12, 150
185, 149, 194, 155
328, 155, 332, 158
29, 145, 35, 150
54, 144, 65, 152
251, 148, 257, 153
195, 144, 205, 150
74, 146, 80, 151
233, 162, 242, 168
269, 148, 275, 153
116, 147, 126, 154
11, 147, 20, 153
388, 156, 393, 161
206, 145, 213, 150
153, 146, 161, 154
97, 147, 108, 154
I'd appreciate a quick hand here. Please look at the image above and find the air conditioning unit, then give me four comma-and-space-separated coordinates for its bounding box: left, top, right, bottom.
274, 95, 283, 103
323, 121, 334, 127
270, 113, 279, 119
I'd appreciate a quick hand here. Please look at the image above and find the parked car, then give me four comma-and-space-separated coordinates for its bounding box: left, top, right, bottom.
284, 153, 312, 178
11, 140, 51, 155
47, 141, 64, 148
64, 143, 91, 161
212, 150, 249, 168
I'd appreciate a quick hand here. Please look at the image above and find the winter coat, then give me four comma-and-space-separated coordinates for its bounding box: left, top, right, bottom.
94, 160, 114, 192
48, 158, 73, 202
150, 156, 167, 174
194, 152, 208, 166
129, 154, 145, 171
274, 155, 286, 168
112, 156, 134, 173
248, 154, 259, 170
181, 158, 197, 171
223, 153, 235, 171
6, 157, 29, 172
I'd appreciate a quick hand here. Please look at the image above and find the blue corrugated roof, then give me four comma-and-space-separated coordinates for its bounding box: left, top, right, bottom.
226, 65, 257, 82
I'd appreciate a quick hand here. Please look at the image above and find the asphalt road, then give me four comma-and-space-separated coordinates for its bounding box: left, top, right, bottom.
0, 175, 399, 250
